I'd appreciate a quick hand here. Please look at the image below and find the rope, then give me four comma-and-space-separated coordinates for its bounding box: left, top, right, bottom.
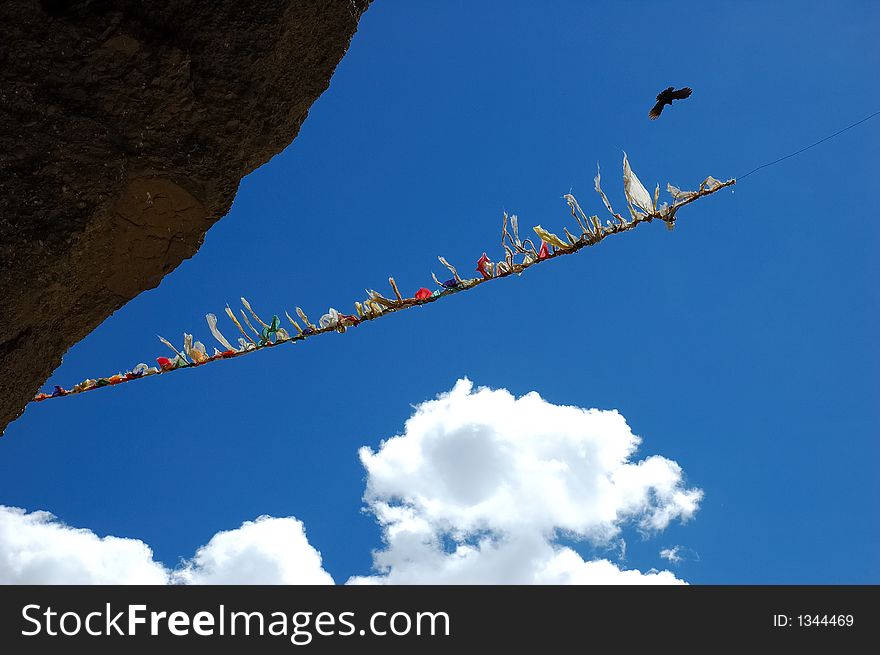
737, 109, 880, 181
33, 175, 735, 403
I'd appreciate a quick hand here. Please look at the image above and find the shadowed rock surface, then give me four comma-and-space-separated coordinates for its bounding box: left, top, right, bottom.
0, 0, 370, 435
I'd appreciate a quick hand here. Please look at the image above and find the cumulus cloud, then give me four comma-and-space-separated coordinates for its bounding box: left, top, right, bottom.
172, 516, 334, 585
0, 379, 703, 585
0, 506, 168, 584
0, 508, 331, 585
349, 379, 702, 584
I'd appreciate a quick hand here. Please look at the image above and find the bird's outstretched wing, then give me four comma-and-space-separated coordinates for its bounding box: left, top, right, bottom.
671, 87, 692, 100
648, 101, 665, 120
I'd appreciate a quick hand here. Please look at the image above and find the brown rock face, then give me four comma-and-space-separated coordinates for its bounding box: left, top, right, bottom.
0, 0, 370, 435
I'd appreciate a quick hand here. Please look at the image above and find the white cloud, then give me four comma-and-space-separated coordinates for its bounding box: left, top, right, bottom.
0, 508, 332, 585
659, 545, 699, 565
0, 506, 168, 584
659, 546, 683, 564
172, 516, 334, 585
0, 379, 703, 585
348, 530, 684, 585
349, 379, 702, 584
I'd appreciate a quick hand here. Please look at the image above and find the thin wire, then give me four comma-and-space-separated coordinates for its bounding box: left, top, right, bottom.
737, 109, 880, 181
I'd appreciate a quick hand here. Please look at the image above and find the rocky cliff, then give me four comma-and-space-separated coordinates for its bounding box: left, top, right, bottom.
0, 0, 370, 435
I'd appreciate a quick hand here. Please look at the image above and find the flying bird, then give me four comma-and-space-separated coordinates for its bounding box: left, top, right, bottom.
649, 86, 692, 120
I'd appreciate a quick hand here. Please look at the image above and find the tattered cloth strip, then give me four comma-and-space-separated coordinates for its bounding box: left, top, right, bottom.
34, 156, 734, 403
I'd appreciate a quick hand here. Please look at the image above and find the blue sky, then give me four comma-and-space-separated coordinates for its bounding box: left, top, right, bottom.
2, 0, 878, 584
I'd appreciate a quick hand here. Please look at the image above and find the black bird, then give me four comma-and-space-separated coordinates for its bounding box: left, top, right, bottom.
649, 86, 692, 120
